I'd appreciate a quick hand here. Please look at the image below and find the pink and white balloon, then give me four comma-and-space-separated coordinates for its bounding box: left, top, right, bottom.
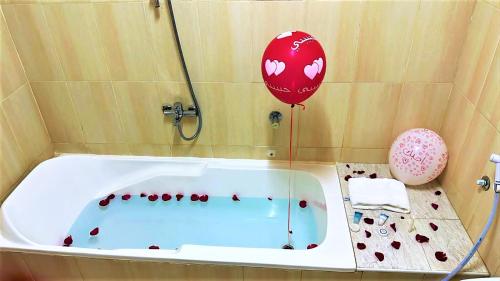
389, 128, 448, 186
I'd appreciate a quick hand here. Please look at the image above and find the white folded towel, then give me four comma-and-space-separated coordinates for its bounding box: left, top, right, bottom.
348, 177, 411, 213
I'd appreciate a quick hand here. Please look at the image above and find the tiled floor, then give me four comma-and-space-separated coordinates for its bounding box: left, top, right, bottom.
337, 163, 488, 276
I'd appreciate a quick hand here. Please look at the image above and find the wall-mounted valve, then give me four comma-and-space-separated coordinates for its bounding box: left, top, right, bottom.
269, 111, 283, 129
162, 102, 198, 127
476, 176, 490, 191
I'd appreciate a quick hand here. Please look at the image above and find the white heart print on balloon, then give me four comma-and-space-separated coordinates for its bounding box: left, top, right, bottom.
304, 58, 323, 80
265, 59, 286, 76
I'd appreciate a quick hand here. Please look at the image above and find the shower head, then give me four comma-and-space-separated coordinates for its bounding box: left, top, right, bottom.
491, 153, 500, 192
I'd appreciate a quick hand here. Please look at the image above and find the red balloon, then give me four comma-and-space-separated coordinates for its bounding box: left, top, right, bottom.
261, 31, 326, 105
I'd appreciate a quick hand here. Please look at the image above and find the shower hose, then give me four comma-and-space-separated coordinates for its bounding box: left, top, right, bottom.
166, 0, 202, 141
442, 191, 499, 281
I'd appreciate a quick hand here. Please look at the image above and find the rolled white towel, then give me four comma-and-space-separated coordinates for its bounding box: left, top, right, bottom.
348, 177, 410, 213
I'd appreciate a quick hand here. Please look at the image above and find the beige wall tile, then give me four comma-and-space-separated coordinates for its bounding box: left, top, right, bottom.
2, 3, 64, 81
361, 272, 423, 281
94, 2, 156, 81
447, 112, 497, 227
1, 84, 51, 161
355, 1, 418, 82
405, 1, 474, 82
0, 252, 33, 281
23, 253, 82, 281
393, 83, 452, 137
296, 147, 341, 163
170, 0, 203, 82
454, 1, 500, 106
438, 93, 475, 190
244, 267, 300, 281
466, 132, 500, 275
204, 83, 254, 146
302, 271, 362, 281
252, 1, 306, 82
253, 146, 289, 161
76, 257, 133, 281
113, 82, 174, 144
171, 144, 213, 158
68, 82, 124, 143
340, 148, 389, 164
86, 143, 129, 155
299, 83, 351, 148
129, 261, 189, 280
212, 145, 254, 160
305, 1, 362, 82
128, 144, 171, 157
53, 142, 88, 155
343, 83, 401, 148
0, 110, 28, 199
0, 9, 26, 100
477, 46, 500, 130
197, 1, 252, 83
253, 84, 295, 147
31, 82, 84, 143
187, 264, 243, 281
43, 3, 109, 80
144, 3, 182, 82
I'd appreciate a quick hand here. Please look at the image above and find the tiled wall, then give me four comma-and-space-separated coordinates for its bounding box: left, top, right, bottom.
438, 0, 500, 276
0, 251, 479, 281
0, 8, 52, 201
0, 0, 473, 164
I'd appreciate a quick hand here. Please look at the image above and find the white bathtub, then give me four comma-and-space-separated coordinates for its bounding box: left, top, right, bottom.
0, 154, 355, 271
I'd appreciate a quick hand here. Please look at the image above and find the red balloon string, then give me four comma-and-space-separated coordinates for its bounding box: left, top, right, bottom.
287, 105, 294, 244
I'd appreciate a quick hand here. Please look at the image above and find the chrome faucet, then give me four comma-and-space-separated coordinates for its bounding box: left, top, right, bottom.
162, 102, 198, 127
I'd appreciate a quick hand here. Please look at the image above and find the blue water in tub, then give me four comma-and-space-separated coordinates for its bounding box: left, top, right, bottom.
67, 196, 318, 250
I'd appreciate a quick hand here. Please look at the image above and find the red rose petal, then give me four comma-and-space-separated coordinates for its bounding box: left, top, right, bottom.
99, 199, 109, 207
299, 200, 307, 208
162, 193, 172, 201
176, 194, 184, 201
140, 193, 147, 197
435, 251, 447, 262
344, 175, 352, 182
375, 252, 385, 261
364, 218, 374, 225
431, 203, 439, 210
365, 230, 372, 238
429, 222, 439, 231
90, 227, 99, 236
148, 194, 158, 201
307, 243, 318, 249
357, 170, 365, 175
190, 194, 199, 201
369, 173, 377, 179
435, 191, 442, 196
232, 194, 240, 201
149, 245, 160, 250
63, 235, 73, 246
391, 241, 401, 249
415, 234, 430, 243
106, 194, 115, 200
390, 223, 397, 232
199, 194, 209, 202
356, 243, 366, 250
121, 194, 131, 201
